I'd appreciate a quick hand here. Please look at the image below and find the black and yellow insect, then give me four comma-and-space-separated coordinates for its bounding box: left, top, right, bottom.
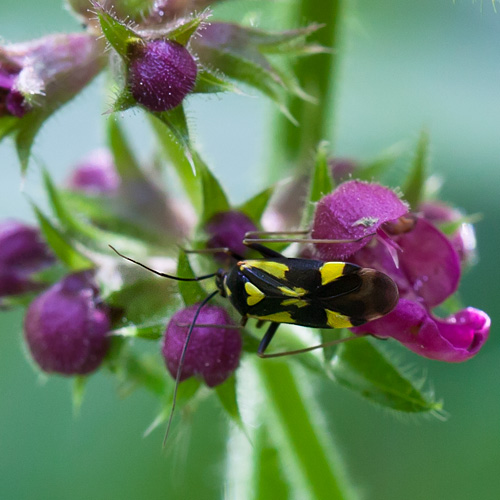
111, 242, 399, 357
110, 240, 399, 445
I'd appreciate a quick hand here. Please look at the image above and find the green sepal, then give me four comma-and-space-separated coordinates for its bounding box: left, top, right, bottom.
331, 337, 443, 414
177, 252, 208, 306
108, 117, 143, 179
150, 113, 202, 212
96, 8, 142, 60
214, 375, 246, 433
31, 203, 94, 271
72, 375, 88, 416
110, 321, 166, 340
403, 129, 429, 209
193, 23, 323, 122
192, 68, 242, 95
165, 11, 209, 46
238, 185, 275, 224
42, 168, 154, 256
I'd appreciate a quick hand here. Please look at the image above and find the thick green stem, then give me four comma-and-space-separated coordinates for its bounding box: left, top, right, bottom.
270, 0, 343, 178
256, 360, 353, 500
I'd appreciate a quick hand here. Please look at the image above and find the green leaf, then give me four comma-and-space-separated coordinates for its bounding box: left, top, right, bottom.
310, 141, 333, 202
42, 169, 155, 256
238, 185, 274, 224
107, 118, 143, 179
253, 425, 291, 500
403, 129, 429, 209
331, 337, 442, 413
214, 375, 245, 431
106, 339, 168, 397
154, 105, 196, 175
150, 113, 202, 213
0, 115, 19, 141
105, 277, 181, 325
177, 252, 207, 306
198, 155, 230, 223
96, 8, 141, 59
32, 204, 94, 271
15, 111, 46, 174
258, 360, 351, 499
356, 142, 407, 181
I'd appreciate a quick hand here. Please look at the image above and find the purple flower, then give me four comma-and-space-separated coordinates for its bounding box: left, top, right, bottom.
205, 211, 258, 259
66, 149, 120, 195
311, 180, 408, 260
24, 271, 111, 375
0, 33, 105, 118
0, 220, 54, 298
311, 181, 490, 362
127, 39, 197, 112
163, 304, 241, 387
419, 200, 477, 266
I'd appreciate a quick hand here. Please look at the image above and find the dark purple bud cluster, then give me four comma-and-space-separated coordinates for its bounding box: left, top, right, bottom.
0, 221, 54, 298
128, 39, 197, 112
163, 304, 241, 387
24, 271, 111, 375
311, 180, 490, 362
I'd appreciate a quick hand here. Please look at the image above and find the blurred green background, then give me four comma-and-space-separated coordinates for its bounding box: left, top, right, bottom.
1, 1, 499, 499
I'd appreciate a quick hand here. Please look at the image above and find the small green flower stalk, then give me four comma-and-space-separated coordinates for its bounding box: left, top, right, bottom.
0, 1, 493, 499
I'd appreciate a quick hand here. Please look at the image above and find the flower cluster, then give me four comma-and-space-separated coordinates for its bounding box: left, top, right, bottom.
311, 180, 490, 362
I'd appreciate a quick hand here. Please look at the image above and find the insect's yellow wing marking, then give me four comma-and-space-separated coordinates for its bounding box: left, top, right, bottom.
319, 262, 346, 286
278, 286, 307, 297
245, 282, 265, 306
325, 309, 353, 328
242, 260, 289, 279
250, 311, 295, 324
281, 298, 308, 308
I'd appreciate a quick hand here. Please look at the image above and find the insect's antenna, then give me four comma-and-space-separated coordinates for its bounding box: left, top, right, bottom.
163, 290, 219, 448
109, 245, 217, 282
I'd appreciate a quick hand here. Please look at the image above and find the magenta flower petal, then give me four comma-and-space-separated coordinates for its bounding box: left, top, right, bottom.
312, 181, 408, 260
397, 218, 460, 307
353, 299, 490, 362
163, 304, 241, 387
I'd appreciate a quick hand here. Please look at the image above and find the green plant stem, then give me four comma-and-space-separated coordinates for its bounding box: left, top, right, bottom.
256, 360, 352, 500
270, 0, 343, 178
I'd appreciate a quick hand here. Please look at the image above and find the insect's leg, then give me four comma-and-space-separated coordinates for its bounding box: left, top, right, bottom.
258, 333, 367, 359
244, 242, 285, 259
257, 322, 280, 357
240, 316, 248, 327
181, 246, 243, 261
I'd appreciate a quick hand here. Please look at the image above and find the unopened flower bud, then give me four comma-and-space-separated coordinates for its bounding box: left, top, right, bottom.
0, 220, 54, 298
127, 39, 197, 112
24, 272, 111, 375
66, 149, 120, 195
205, 211, 258, 259
163, 304, 241, 387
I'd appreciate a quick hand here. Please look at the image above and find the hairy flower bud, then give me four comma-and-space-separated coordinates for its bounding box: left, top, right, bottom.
127, 39, 197, 112
205, 210, 258, 259
163, 304, 241, 387
0, 33, 105, 118
0, 220, 54, 298
24, 272, 111, 375
66, 149, 120, 195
